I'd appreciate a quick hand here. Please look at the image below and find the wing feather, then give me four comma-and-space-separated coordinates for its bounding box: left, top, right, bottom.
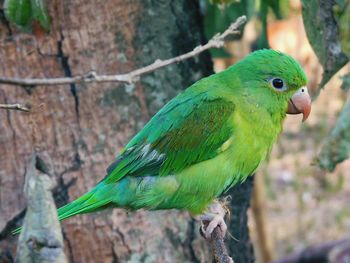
104, 90, 235, 184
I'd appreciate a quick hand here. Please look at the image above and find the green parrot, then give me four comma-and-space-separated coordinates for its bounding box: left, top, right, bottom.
15, 49, 311, 238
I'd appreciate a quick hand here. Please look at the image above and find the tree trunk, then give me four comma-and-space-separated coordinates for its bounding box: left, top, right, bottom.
0, 1, 253, 262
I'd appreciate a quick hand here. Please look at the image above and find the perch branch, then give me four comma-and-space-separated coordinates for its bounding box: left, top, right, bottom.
0, 103, 30, 112
210, 227, 233, 263
0, 16, 246, 86
201, 200, 234, 263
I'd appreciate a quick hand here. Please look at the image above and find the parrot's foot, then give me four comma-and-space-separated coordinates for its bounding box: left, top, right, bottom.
200, 200, 228, 240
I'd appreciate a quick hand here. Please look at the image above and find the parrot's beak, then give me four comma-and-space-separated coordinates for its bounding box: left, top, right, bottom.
287, 87, 311, 122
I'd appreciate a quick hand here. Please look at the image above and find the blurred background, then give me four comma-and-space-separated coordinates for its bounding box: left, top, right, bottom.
0, 0, 349, 262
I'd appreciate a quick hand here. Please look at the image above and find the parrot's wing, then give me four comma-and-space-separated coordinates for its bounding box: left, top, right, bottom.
104, 90, 235, 184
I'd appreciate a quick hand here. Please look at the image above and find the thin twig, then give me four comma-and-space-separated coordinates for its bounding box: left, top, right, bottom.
0, 103, 30, 112
0, 16, 247, 87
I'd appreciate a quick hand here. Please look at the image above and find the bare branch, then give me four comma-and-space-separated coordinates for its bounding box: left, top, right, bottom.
0, 16, 247, 87
0, 103, 30, 112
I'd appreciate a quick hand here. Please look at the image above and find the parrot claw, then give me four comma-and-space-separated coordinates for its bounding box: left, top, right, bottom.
199, 200, 228, 240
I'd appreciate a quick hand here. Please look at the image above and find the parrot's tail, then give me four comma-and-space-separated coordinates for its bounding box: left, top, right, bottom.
57, 188, 112, 221
12, 182, 113, 235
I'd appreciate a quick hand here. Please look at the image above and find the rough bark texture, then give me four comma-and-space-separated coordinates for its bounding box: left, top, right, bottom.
0, 1, 254, 262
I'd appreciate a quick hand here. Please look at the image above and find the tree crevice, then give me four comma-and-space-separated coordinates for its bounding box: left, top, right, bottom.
57, 30, 80, 119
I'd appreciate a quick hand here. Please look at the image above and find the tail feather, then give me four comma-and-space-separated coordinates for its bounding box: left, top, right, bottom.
57, 191, 111, 221
58, 200, 112, 221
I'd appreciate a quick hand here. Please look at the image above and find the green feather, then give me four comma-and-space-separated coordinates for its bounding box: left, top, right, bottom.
105, 91, 235, 183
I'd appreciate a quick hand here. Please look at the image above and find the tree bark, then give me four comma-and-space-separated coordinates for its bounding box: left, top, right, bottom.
0, 1, 253, 262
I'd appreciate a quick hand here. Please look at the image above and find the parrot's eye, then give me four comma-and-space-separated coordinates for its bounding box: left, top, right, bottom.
269, 78, 287, 91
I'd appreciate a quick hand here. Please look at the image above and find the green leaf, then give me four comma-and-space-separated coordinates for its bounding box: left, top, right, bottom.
209, 0, 238, 4
4, 0, 32, 32
203, 0, 254, 58
31, 0, 50, 31
266, 0, 290, 20
3, 0, 50, 32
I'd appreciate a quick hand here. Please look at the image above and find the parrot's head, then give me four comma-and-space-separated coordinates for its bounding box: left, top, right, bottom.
233, 49, 311, 122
